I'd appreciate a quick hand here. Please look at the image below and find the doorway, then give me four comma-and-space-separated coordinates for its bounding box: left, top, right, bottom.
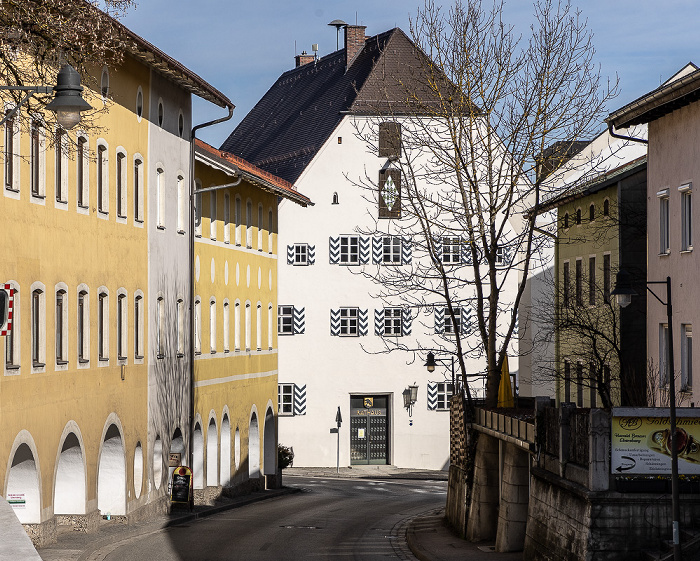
350, 395, 389, 465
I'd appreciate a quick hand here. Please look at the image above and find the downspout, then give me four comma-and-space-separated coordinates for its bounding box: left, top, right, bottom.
189, 105, 234, 471
607, 121, 648, 145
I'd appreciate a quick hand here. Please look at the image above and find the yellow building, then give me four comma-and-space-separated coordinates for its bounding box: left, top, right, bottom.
0, 16, 231, 545
192, 141, 310, 495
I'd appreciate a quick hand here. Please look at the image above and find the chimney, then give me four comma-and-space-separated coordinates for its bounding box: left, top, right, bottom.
344, 25, 366, 68
295, 51, 315, 68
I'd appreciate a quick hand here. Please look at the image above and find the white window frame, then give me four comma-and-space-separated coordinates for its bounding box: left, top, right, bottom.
680, 183, 692, 252
77, 134, 89, 211
234, 300, 241, 351
55, 127, 68, 205
31, 284, 45, 369
194, 297, 201, 355
339, 307, 359, 336
117, 291, 127, 361
55, 286, 68, 365
77, 287, 89, 364
268, 209, 274, 254
444, 307, 461, 335
176, 298, 184, 357
246, 200, 253, 248
436, 382, 454, 410
340, 235, 359, 265
383, 307, 403, 336
98, 289, 109, 363
442, 236, 461, 264
660, 323, 669, 387
294, 244, 308, 265
383, 236, 402, 264
245, 301, 251, 351
4, 282, 19, 373
134, 292, 144, 360
156, 166, 165, 229
156, 295, 165, 359
30, 119, 45, 200
256, 302, 262, 351
4, 107, 19, 193
194, 185, 202, 237
177, 174, 186, 234
278, 305, 294, 335
257, 204, 263, 250
223, 193, 230, 243
235, 197, 242, 246
96, 141, 108, 215
682, 324, 693, 392
223, 300, 230, 352
658, 189, 670, 255
278, 383, 294, 415
116, 149, 127, 220
209, 298, 217, 353
268, 303, 273, 350
210, 192, 217, 240
133, 155, 144, 224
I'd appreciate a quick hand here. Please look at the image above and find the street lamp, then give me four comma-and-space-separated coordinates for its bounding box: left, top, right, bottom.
424, 352, 475, 417
402, 384, 418, 416
612, 270, 681, 561
0, 63, 92, 130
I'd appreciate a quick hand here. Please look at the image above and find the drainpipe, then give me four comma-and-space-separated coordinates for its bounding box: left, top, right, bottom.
189, 105, 234, 472
607, 121, 648, 145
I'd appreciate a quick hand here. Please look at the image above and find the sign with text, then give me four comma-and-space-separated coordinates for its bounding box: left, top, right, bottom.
170, 466, 193, 506
7, 493, 25, 510
612, 407, 700, 475
168, 452, 181, 467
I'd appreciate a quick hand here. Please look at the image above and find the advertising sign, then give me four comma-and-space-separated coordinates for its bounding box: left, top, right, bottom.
612, 407, 700, 475
7, 493, 25, 510
170, 466, 193, 507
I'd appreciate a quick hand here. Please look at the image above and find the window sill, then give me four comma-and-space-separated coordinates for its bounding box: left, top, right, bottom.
5, 364, 19, 370
32, 362, 45, 368
31, 193, 45, 200
210, 350, 216, 354
210, 237, 216, 242
292, 263, 309, 267
79, 358, 90, 364
135, 354, 144, 360
177, 230, 186, 235
117, 355, 127, 361
98, 209, 108, 216
117, 214, 127, 220
135, 218, 144, 224
99, 357, 109, 362
56, 360, 69, 366
157, 225, 165, 230
195, 351, 201, 356
56, 198, 67, 204
224, 240, 230, 244
658, 251, 671, 257
681, 248, 693, 254
78, 204, 88, 210
5, 187, 18, 193
278, 332, 294, 336
156, 354, 165, 359
177, 353, 184, 358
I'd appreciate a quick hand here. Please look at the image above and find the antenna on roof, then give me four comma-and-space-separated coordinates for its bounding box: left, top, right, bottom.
312, 43, 319, 63
328, 19, 347, 51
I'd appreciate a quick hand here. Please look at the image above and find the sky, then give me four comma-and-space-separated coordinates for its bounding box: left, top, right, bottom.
120, 0, 700, 148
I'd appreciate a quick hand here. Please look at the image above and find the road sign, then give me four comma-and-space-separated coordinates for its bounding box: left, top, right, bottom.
335, 406, 342, 427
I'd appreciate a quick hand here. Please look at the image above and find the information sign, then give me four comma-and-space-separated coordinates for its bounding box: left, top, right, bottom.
170, 466, 193, 509
612, 407, 700, 475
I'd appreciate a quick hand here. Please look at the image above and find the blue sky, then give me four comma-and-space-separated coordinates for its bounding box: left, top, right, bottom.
121, 0, 700, 148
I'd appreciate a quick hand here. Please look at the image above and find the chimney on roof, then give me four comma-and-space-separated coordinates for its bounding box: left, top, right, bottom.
295, 50, 315, 68
344, 24, 366, 68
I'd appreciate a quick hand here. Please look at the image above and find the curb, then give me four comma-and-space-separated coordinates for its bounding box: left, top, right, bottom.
405, 509, 445, 561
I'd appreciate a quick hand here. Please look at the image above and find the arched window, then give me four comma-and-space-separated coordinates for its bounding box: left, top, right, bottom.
257, 204, 263, 250
194, 297, 201, 355
223, 301, 230, 352
563, 212, 569, 229
246, 201, 252, 248
589, 203, 595, 221
256, 302, 262, 351
234, 301, 241, 352
245, 301, 251, 351
224, 194, 230, 243
332, 192, 339, 205
210, 298, 217, 353
576, 208, 581, 225
156, 296, 164, 358
235, 197, 242, 246
603, 199, 610, 217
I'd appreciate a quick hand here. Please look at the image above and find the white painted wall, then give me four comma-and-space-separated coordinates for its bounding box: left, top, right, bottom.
7, 444, 40, 524
219, 416, 230, 486
54, 435, 86, 514
97, 431, 126, 516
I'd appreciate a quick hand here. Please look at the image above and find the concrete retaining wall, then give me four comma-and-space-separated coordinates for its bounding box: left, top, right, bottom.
445, 465, 469, 537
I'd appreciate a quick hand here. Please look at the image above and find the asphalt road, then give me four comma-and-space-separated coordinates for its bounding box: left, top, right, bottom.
102, 476, 447, 561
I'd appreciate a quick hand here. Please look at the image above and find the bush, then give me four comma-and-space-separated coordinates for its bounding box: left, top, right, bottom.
278, 444, 294, 469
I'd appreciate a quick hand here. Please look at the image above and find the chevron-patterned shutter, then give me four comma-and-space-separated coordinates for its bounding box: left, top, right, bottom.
359, 236, 371, 264
461, 307, 471, 334
372, 237, 383, 264
330, 309, 341, 336
461, 241, 473, 264
287, 245, 294, 265
427, 381, 438, 410
502, 245, 513, 267
294, 384, 307, 415
434, 307, 445, 334
402, 237, 412, 264
402, 308, 413, 335
433, 238, 443, 263
358, 308, 369, 336
329, 237, 340, 264
374, 308, 385, 335
308, 245, 316, 265
293, 307, 306, 334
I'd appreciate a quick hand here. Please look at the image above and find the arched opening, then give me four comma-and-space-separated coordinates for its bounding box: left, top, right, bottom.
263, 408, 276, 476
234, 428, 241, 473
220, 415, 231, 486
54, 433, 86, 514
249, 413, 260, 479
97, 425, 126, 516
170, 428, 185, 490
207, 418, 217, 486
153, 435, 163, 490
193, 423, 204, 489
133, 442, 143, 499
7, 442, 41, 523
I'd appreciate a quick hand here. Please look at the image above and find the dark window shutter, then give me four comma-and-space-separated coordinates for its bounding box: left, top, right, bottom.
378, 122, 401, 159
294, 384, 307, 415
427, 381, 438, 410
374, 308, 385, 336
434, 307, 445, 334
293, 307, 305, 334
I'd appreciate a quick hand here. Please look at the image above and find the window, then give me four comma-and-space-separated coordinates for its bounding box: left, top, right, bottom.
659, 190, 670, 254
117, 293, 127, 360
136, 87, 143, 120
134, 157, 143, 222
234, 301, 241, 351
681, 184, 692, 251
378, 121, 401, 159
134, 294, 144, 359
660, 323, 670, 386
589, 203, 595, 222
156, 167, 165, 228
5, 285, 18, 369
256, 302, 262, 351
194, 189, 202, 237
223, 193, 230, 243
97, 143, 107, 213
4, 109, 15, 190
442, 237, 461, 264
603, 254, 611, 304
246, 201, 252, 248
101, 67, 109, 98
340, 235, 359, 264
563, 212, 569, 229
293, 244, 308, 265
258, 205, 263, 250
194, 298, 201, 355
378, 168, 401, 218
78, 290, 88, 362
98, 292, 108, 361
332, 192, 339, 205
589, 363, 597, 408
245, 301, 251, 350
588, 256, 596, 306
116, 152, 126, 218
268, 303, 273, 350
564, 361, 571, 402
30, 120, 43, 198
56, 290, 67, 363
563, 261, 570, 308
176, 298, 184, 357
682, 324, 693, 391
178, 111, 184, 138
152, 294, 161, 356
223, 301, 230, 352
278, 306, 293, 334
444, 307, 461, 335
177, 175, 186, 233
383, 236, 402, 264
340, 307, 359, 336
31, 289, 44, 366
268, 209, 274, 254
603, 199, 610, 217
495, 246, 505, 266
576, 362, 583, 407
235, 197, 241, 245
436, 382, 454, 410
575, 208, 581, 225
575, 258, 583, 306
383, 307, 403, 336
157, 99, 164, 127
209, 299, 216, 353
77, 136, 88, 208
210, 193, 217, 239
278, 384, 294, 415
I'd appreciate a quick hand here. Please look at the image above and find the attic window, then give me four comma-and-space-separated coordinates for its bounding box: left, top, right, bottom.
379, 122, 401, 159
178, 110, 184, 138
136, 87, 143, 120
563, 212, 569, 229
589, 204, 595, 221
101, 67, 109, 99
332, 192, 339, 205
576, 208, 581, 225
158, 100, 164, 127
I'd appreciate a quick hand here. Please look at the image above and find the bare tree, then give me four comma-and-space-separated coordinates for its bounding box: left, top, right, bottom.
353, 0, 616, 407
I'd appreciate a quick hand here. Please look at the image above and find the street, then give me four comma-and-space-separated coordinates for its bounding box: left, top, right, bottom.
100, 476, 445, 561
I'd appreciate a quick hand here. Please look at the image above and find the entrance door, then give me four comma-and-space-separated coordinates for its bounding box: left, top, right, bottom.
350, 396, 389, 465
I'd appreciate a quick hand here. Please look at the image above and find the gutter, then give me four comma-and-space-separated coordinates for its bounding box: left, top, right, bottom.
188, 105, 234, 471
607, 121, 647, 145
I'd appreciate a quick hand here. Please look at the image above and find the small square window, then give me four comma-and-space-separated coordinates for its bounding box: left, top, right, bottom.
340, 236, 359, 264
278, 306, 294, 335
340, 307, 359, 336
436, 382, 454, 410
278, 384, 294, 415
383, 307, 403, 336
442, 237, 461, 264
383, 236, 402, 264
294, 244, 308, 265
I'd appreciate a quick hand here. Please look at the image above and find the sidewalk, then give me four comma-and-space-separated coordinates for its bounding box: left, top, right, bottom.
284, 464, 449, 480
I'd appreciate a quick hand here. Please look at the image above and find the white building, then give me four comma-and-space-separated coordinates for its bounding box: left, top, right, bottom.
221, 25, 522, 469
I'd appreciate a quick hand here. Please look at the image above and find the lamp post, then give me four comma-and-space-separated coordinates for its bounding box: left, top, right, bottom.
425, 352, 474, 417
402, 384, 418, 417
612, 271, 681, 561
0, 64, 92, 129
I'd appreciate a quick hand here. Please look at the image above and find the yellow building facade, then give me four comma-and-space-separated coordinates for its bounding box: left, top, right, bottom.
192, 141, 310, 493
0, 18, 231, 545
